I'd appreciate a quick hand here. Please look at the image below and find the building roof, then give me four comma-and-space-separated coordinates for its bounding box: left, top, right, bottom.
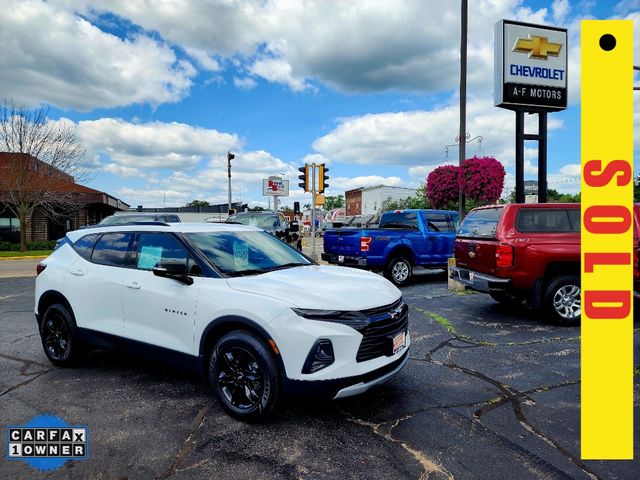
0, 152, 129, 209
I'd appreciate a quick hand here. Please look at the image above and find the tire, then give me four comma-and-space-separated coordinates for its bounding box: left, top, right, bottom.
490, 291, 525, 306
209, 330, 281, 420
39, 303, 83, 367
543, 275, 581, 326
385, 256, 412, 287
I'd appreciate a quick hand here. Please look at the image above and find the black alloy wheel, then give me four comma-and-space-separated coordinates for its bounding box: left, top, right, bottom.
40, 304, 82, 366
210, 331, 281, 420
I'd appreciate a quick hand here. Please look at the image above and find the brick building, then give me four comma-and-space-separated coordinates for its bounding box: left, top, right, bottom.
345, 188, 363, 216
0, 153, 128, 243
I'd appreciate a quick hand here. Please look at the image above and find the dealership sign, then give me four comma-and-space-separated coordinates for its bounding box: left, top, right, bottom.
495, 20, 568, 110
262, 176, 289, 196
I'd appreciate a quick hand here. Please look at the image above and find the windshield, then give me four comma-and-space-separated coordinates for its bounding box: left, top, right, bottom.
228, 214, 278, 230
99, 215, 158, 225
457, 207, 504, 238
186, 231, 310, 276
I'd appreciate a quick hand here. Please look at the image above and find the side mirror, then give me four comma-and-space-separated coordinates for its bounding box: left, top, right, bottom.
152, 262, 194, 285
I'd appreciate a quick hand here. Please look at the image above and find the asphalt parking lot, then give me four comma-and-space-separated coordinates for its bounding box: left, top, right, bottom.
1, 272, 639, 479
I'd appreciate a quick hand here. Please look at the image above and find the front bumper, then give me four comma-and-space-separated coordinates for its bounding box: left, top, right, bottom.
321, 253, 367, 267
450, 266, 511, 293
283, 349, 409, 399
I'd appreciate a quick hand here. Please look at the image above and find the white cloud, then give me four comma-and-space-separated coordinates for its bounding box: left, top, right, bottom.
559, 163, 581, 177
102, 164, 143, 178
552, 0, 570, 23
1, 0, 195, 110
77, 118, 241, 169
233, 77, 257, 90
62, 0, 550, 95
184, 46, 221, 71
313, 99, 563, 168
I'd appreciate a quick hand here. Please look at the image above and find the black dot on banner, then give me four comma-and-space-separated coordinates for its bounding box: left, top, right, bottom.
599, 34, 616, 51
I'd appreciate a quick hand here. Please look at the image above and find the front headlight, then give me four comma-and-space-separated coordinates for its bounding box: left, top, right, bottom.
291, 308, 369, 331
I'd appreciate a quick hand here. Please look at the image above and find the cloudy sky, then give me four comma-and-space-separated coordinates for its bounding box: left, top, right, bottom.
3, 0, 639, 208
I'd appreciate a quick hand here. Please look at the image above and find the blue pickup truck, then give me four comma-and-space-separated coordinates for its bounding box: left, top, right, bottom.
321, 209, 459, 286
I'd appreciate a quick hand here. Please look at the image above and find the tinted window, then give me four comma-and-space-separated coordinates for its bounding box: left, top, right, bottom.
426, 213, 454, 232
516, 209, 571, 232
136, 233, 188, 270
91, 233, 133, 267
73, 233, 100, 260
458, 207, 503, 238
165, 215, 180, 222
379, 212, 418, 229
567, 209, 580, 232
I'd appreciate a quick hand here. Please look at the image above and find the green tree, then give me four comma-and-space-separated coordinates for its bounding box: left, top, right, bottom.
248, 206, 266, 212
508, 188, 580, 203
186, 200, 210, 207
324, 195, 344, 210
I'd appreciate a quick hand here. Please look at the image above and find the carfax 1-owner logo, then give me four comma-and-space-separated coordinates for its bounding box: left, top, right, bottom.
6, 414, 89, 471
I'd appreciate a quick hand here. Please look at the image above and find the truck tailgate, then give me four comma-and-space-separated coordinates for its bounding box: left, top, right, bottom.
323, 229, 364, 255
454, 238, 498, 275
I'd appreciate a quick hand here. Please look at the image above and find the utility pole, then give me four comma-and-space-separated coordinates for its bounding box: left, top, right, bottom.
458, 0, 468, 219
227, 151, 235, 212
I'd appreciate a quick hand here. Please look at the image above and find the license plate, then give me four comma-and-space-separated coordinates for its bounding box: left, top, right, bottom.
392, 331, 406, 354
338, 255, 344, 263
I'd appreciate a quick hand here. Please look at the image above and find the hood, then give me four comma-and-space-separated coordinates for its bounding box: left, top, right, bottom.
226, 265, 401, 310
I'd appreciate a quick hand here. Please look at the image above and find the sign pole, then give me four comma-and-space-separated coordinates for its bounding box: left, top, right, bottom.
515, 109, 525, 203
537, 111, 548, 203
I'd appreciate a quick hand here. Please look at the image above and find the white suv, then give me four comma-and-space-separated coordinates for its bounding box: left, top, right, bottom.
35, 223, 410, 419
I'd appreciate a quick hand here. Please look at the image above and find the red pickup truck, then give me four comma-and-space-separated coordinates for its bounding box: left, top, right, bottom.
450, 203, 640, 325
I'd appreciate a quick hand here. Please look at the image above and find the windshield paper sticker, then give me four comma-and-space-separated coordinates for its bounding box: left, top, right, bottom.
233, 241, 249, 267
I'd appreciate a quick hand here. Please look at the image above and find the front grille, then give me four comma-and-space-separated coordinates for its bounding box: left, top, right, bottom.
356, 301, 409, 362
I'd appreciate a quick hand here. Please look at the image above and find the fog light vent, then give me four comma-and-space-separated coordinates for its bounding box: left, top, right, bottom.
302, 339, 335, 374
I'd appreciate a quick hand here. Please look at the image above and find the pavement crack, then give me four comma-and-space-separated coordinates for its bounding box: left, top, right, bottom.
0, 352, 50, 375
0, 369, 53, 397
338, 408, 454, 480
156, 400, 214, 480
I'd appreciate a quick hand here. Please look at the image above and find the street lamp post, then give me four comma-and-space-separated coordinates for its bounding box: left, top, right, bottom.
459, 0, 468, 220
227, 151, 235, 212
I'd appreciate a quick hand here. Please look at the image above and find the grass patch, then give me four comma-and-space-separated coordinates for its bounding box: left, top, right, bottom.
634, 367, 640, 377
412, 306, 456, 334
0, 250, 52, 258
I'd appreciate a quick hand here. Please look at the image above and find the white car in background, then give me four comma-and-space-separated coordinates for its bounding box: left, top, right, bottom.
35, 223, 410, 419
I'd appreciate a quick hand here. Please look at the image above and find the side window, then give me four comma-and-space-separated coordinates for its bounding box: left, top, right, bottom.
135, 233, 188, 271
426, 214, 452, 232
166, 215, 180, 223
567, 209, 580, 232
73, 233, 100, 260
515, 209, 572, 232
91, 233, 133, 267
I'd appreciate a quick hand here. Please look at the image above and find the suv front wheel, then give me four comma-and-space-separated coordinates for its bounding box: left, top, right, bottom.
543, 275, 581, 326
209, 330, 281, 420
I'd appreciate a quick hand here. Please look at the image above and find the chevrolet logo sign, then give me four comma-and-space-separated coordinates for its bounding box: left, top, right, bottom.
512, 35, 562, 60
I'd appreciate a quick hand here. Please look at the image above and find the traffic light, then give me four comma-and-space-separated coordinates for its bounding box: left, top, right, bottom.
293, 201, 300, 215
318, 164, 329, 193
298, 164, 310, 192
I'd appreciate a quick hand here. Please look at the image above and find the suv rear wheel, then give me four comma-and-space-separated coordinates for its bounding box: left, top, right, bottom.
209, 330, 281, 420
543, 275, 581, 326
385, 256, 412, 287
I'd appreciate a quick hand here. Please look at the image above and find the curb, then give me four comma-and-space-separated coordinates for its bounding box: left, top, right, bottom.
0, 255, 48, 261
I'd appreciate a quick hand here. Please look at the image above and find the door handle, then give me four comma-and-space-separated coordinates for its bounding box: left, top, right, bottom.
125, 281, 141, 290
69, 269, 84, 276
428, 236, 437, 241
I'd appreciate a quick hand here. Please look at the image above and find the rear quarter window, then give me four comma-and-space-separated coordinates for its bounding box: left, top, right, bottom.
457, 207, 503, 238
73, 233, 100, 260
91, 233, 133, 267
379, 212, 418, 229
515, 209, 572, 232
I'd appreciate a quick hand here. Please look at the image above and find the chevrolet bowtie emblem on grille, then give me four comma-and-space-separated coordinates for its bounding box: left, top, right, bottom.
389, 304, 404, 319
512, 35, 562, 60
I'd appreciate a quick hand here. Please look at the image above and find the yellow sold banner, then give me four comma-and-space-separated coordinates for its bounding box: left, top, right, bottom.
581, 20, 634, 459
